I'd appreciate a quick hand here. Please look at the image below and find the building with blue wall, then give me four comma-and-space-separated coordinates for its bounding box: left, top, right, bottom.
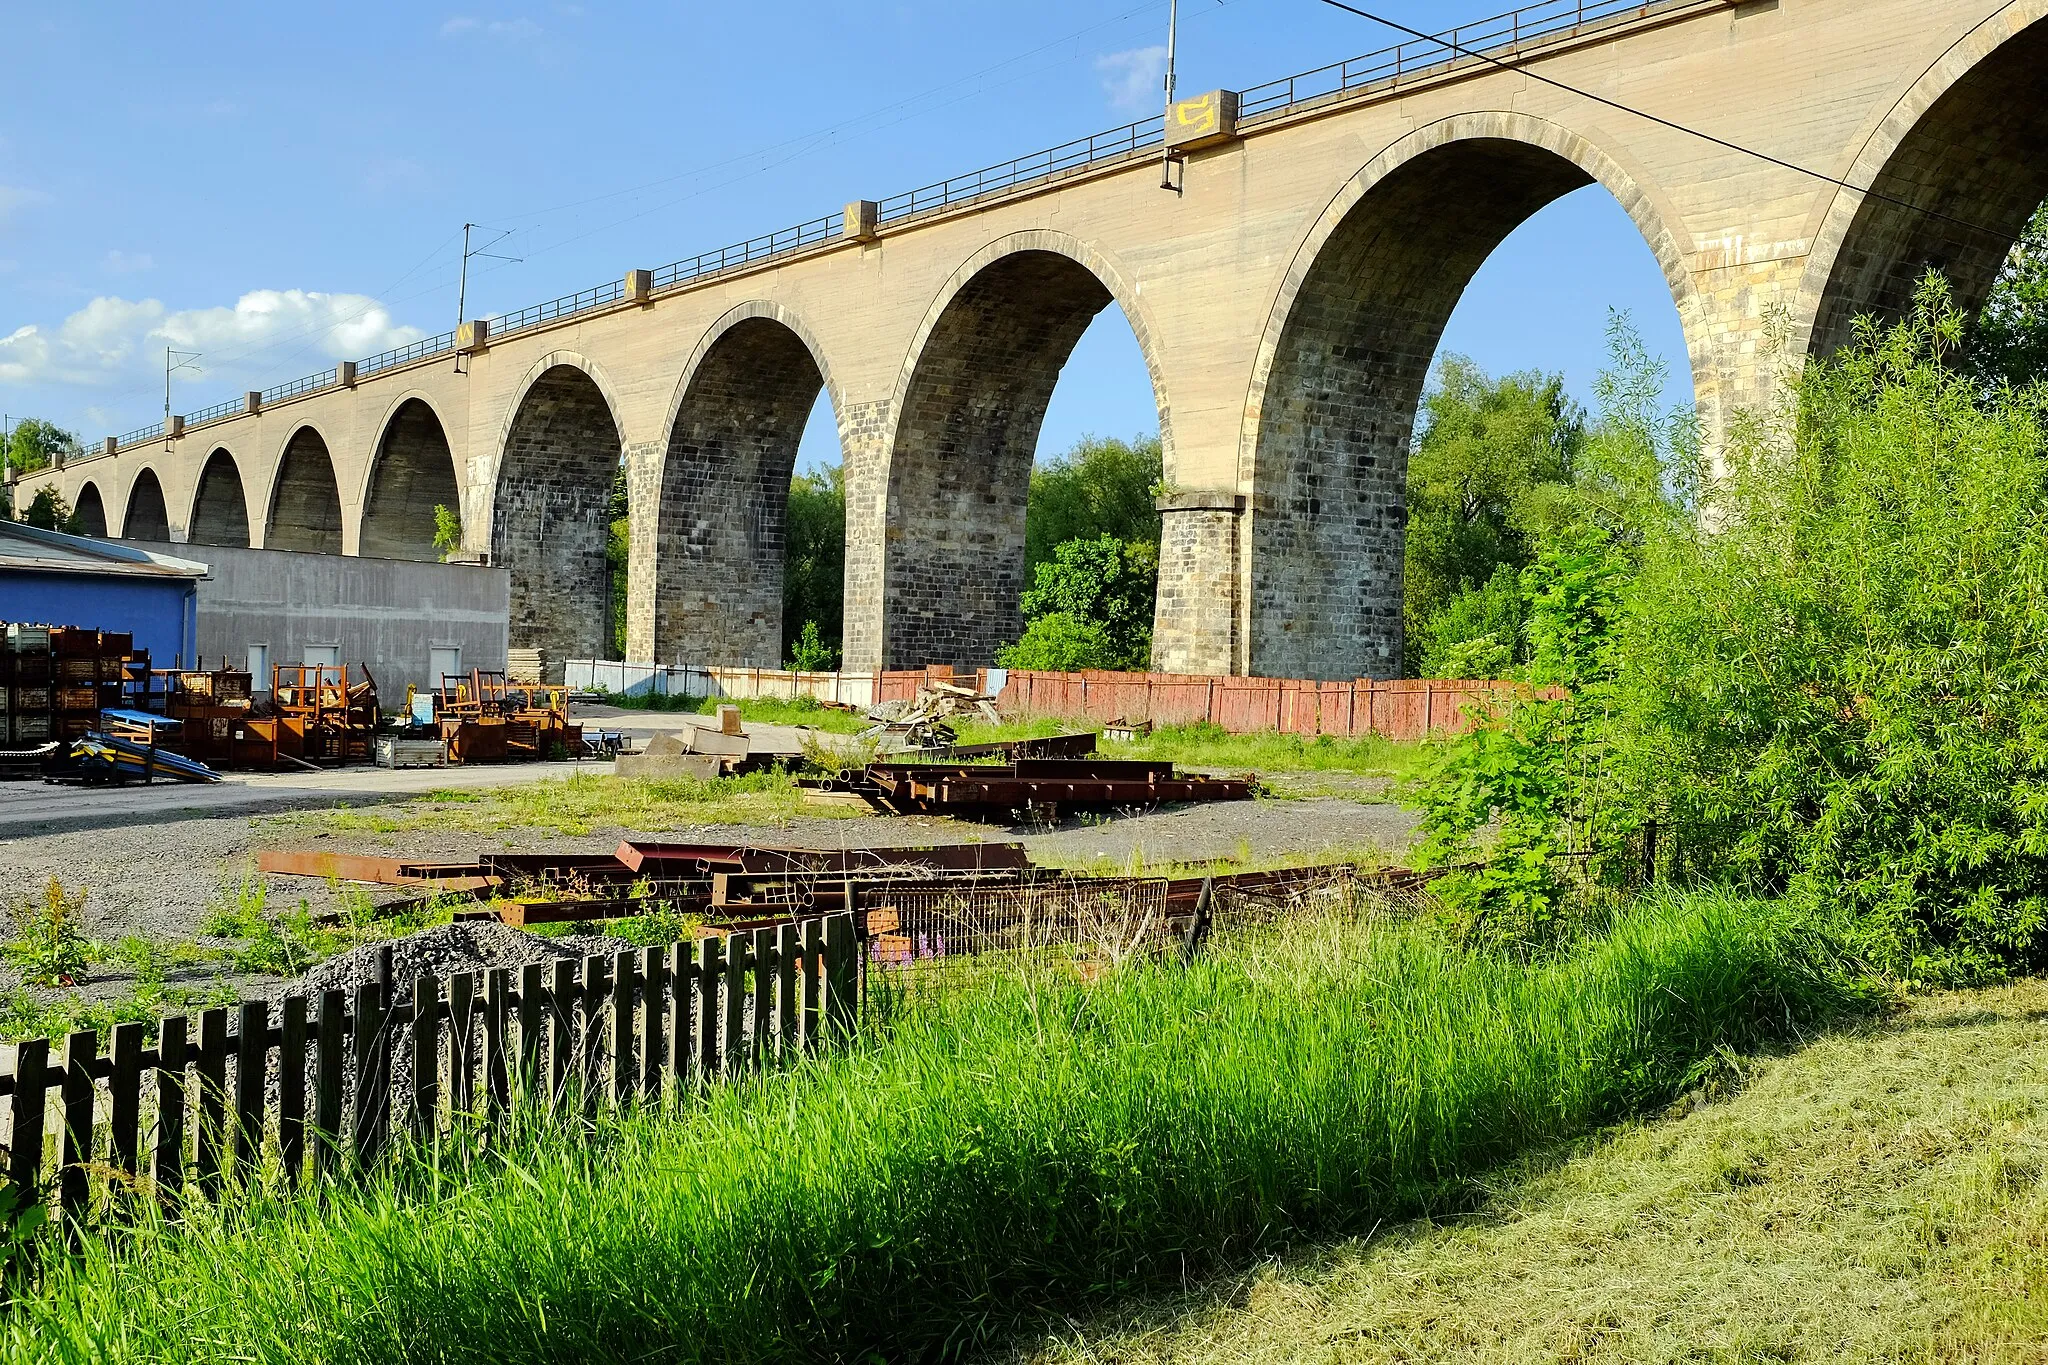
0, 521, 205, 666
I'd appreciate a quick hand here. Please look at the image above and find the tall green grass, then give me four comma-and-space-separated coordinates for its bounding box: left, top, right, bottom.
9, 894, 1871, 1363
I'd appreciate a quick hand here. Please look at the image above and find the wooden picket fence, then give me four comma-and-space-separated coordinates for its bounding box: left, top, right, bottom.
1, 914, 858, 1237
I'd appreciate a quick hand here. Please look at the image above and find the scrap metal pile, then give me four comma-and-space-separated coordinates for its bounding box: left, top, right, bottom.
803, 748, 1255, 818
256, 840, 1425, 969
1, 623, 225, 784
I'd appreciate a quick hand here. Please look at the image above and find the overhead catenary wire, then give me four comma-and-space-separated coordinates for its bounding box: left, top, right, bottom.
1313, 0, 2026, 249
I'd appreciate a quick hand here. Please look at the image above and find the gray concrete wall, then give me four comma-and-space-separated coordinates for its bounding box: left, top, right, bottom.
130, 541, 508, 692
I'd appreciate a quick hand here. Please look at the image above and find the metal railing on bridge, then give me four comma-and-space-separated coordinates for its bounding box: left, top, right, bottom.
112, 0, 1692, 456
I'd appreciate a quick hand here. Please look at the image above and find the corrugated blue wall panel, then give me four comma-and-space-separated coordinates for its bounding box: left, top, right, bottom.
0, 571, 199, 666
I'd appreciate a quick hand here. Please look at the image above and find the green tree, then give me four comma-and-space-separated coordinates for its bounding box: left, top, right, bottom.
1607, 278, 2048, 982
4, 419, 80, 477
1408, 320, 1693, 953
21, 487, 78, 534
784, 465, 845, 662
1966, 200, 2048, 390
999, 534, 1156, 672
1025, 434, 1163, 573
1404, 357, 1584, 676
432, 504, 464, 561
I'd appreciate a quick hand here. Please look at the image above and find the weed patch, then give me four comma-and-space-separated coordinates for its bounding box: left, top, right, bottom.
7, 892, 1873, 1362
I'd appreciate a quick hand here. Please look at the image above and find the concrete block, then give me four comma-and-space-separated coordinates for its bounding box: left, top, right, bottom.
616, 751, 723, 781
716, 704, 743, 735
683, 724, 749, 757
1168, 90, 1240, 152
845, 200, 879, 242
457, 320, 490, 353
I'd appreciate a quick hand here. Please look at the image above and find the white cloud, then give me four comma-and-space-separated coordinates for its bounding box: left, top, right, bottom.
0, 184, 50, 224
440, 15, 541, 39
1097, 46, 1168, 114
0, 289, 425, 399
102, 250, 154, 274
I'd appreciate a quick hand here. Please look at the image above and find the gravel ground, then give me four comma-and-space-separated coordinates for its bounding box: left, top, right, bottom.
1, 797, 1418, 944
0, 785, 1418, 1029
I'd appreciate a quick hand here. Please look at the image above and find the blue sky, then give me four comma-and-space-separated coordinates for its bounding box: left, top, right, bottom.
0, 0, 1692, 470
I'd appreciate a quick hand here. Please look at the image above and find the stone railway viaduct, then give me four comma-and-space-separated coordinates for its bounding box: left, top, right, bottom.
17, 0, 2048, 679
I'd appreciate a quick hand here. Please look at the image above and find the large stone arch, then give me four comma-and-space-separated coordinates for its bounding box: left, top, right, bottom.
360, 394, 460, 561
72, 482, 107, 538
866, 229, 1173, 671
188, 447, 251, 548
1238, 111, 1702, 681
121, 467, 170, 541
265, 424, 344, 554
492, 356, 628, 661
638, 301, 844, 665
1796, 5, 2048, 360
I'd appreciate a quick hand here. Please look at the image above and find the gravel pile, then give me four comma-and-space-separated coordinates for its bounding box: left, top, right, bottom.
277, 921, 635, 1002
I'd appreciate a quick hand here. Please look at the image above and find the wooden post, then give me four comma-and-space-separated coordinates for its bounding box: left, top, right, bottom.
485, 968, 512, 1118
774, 922, 798, 1062
549, 958, 577, 1115
750, 926, 774, 1070
278, 996, 307, 1187
195, 1007, 229, 1196
313, 992, 345, 1183
59, 1030, 96, 1238
823, 912, 857, 1041
152, 1018, 186, 1204
721, 933, 748, 1076
8, 1037, 48, 1211
517, 963, 544, 1109
233, 1001, 268, 1188
351, 982, 388, 1169
696, 937, 723, 1080
640, 944, 667, 1101
610, 949, 635, 1106
412, 974, 441, 1143
449, 972, 478, 1122
667, 942, 695, 1090
580, 955, 610, 1121
799, 918, 823, 1051
107, 1021, 145, 1193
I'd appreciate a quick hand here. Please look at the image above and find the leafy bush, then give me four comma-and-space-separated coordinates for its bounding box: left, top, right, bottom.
1610, 280, 2048, 982
999, 533, 1156, 671
1417, 279, 2048, 982
786, 620, 836, 672
3, 880, 97, 987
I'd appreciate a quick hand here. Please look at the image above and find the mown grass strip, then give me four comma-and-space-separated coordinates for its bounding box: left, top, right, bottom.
7, 893, 1874, 1364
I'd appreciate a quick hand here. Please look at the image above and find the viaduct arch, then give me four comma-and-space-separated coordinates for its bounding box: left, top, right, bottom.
15, 1, 2047, 681
122, 468, 170, 542
861, 230, 1170, 671
491, 354, 627, 662
629, 302, 843, 666
189, 447, 251, 548
1238, 113, 1704, 679
72, 483, 107, 538
361, 395, 462, 562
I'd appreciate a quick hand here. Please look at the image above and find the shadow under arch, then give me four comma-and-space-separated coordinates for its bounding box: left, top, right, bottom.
1238, 111, 1702, 681
492, 355, 628, 661
361, 395, 460, 561
122, 467, 170, 541
266, 425, 344, 554
1796, 5, 2048, 359
869, 229, 1173, 671
188, 448, 251, 548
645, 301, 845, 665
72, 482, 107, 538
